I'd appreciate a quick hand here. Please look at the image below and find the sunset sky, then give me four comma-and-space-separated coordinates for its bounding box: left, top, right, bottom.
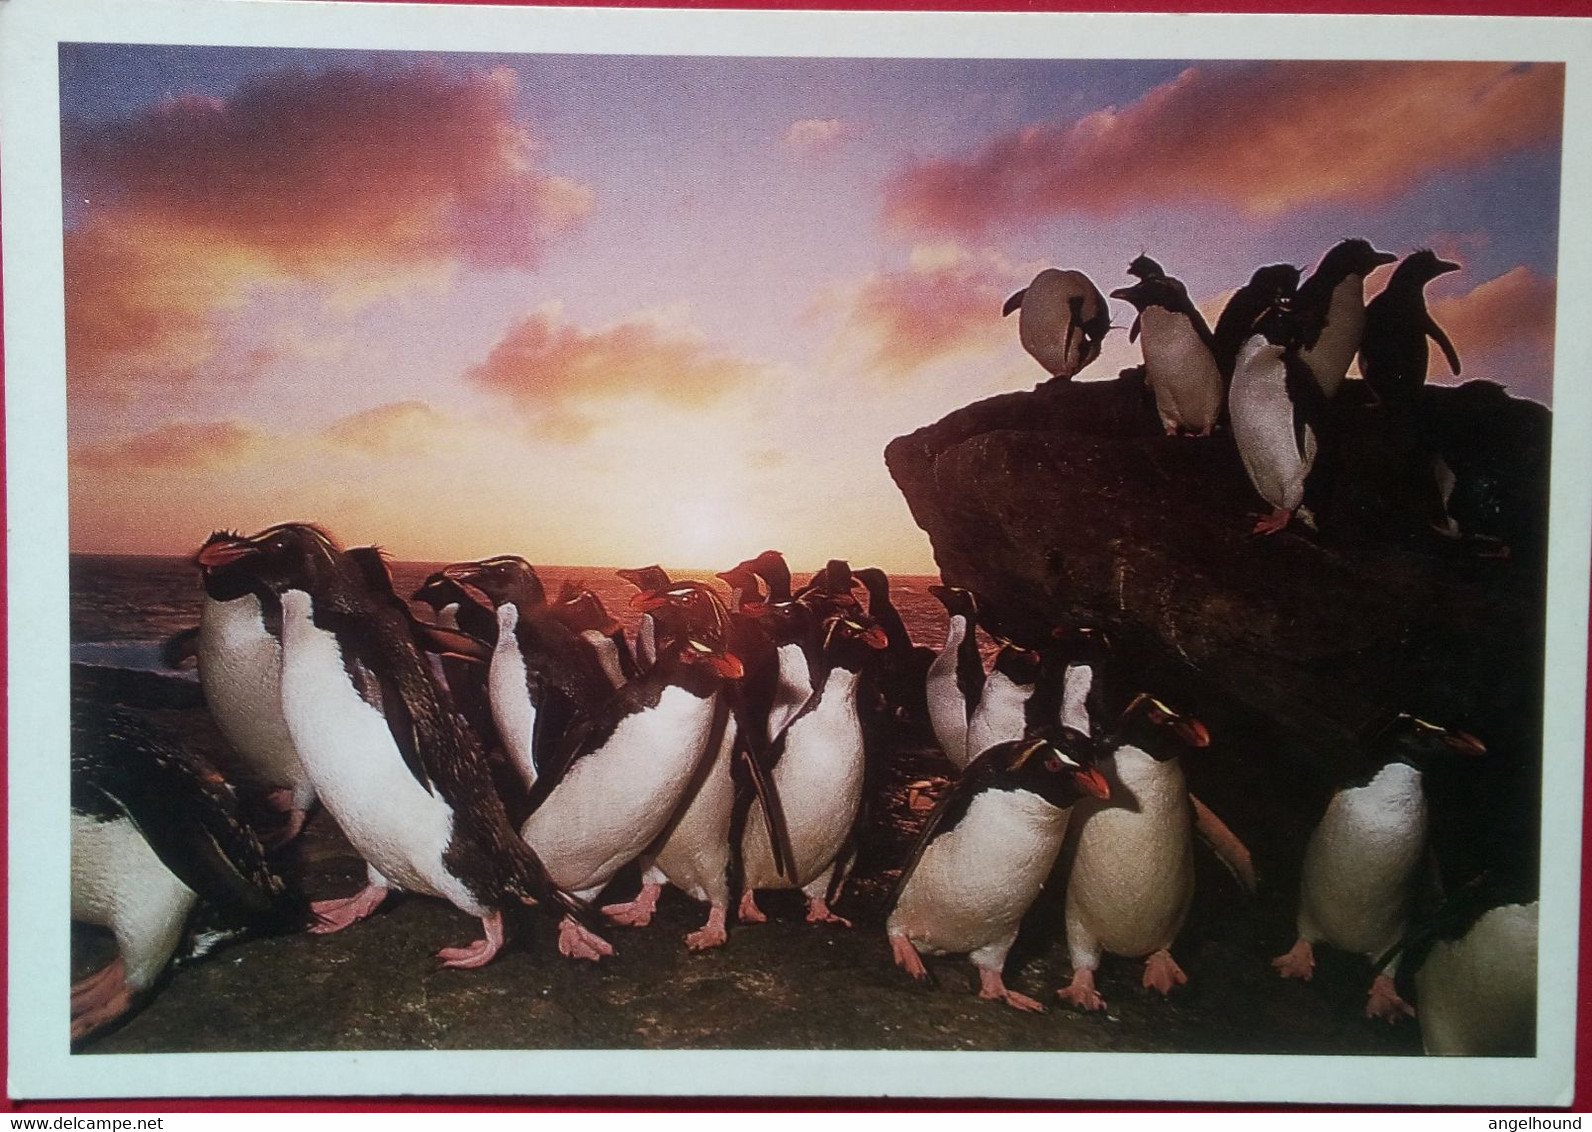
61, 46, 1563, 573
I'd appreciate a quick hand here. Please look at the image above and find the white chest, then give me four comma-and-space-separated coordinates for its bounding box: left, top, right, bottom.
767, 642, 814, 741
1298, 763, 1427, 957
1299, 275, 1367, 396
275, 592, 469, 907
71, 813, 198, 989
1068, 746, 1194, 956
1230, 340, 1315, 510
521, 683, 717, 895
583, 631, 627, 689
926, 615, 971, 765
1141, 308, 1223, 430
197, 595, 302, 786
966, 672, 1032, 765
487, 603, 537, 789
890, 789, 1070, 956
1059, 663, 1094, 736
1414, 902, 1539, 1056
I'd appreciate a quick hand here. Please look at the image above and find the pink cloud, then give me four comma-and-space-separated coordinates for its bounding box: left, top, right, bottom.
466, 307, 764, 440
319, 400, 457, 456
833, 246, 1017, 377
65, 62, 592, 404
1429, 266, 1556, 391
885, 61, 1563, 236
69, 419, 272, 472
785, 117, 856, 154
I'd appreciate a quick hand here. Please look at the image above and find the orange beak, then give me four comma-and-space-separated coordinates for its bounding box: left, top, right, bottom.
1073, 766, 1111, 800
862, 624, 890, 650
1445, 731, 1487, 757
197, 537, 256, 569
1174, 717, 1211, 748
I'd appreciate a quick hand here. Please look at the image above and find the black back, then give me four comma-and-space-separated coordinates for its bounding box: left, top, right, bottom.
1211, 263, 1300, 381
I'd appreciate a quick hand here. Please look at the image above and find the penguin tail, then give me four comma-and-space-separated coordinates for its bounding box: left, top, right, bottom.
160, 626, 201, 668
504, 840, 604, 934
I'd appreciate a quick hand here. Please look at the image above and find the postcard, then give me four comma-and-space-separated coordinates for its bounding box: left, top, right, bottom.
3, 0, 1588, 1106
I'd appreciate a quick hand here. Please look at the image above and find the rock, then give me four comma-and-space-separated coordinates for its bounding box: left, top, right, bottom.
886, 374, 1547, 880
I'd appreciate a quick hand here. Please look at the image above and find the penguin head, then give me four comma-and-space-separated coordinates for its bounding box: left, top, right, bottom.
1126, 253, 1166, 282
409, 571, 474, 613
1317, 238, 1398, 282
1109, 276, 1181, 312
819, 612, 890, 671
979, 737, 1112, 810
196, 522, 346, 599
193, 529, 265, 601
441, 555, 546, 612
1252, 301, 1304, 350
738, 550, 792, 602
1246, 263, 1301, 299
851, 566, 890, 605
990, 641, 1043, 685
1050, 624, 1113, 667
1368, 712, 1487, 770
928, 584, 980, 621
1112, 692, 1211, 759
638, 581, 743, 678
1394, 248, 1462, 286
616, 564, 672, 600
548, 585, 621, 638
714, 562, 764, 610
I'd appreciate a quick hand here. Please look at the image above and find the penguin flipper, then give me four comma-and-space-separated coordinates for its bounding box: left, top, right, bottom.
1128, 314, 1141, 344
1001, 289, 1026, 317
887, 755, 1001, 913
733, 731, 797, 883
1189, 794, 1257, 895
1283, 351, 1328, 460
374, 659, 436, 797
412, 622, 493, 665
159, 626, 200, 669
1427, 318, 1462, 376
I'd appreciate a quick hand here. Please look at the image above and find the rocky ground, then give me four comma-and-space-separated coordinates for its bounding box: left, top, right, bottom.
72, 667, 1423, 1059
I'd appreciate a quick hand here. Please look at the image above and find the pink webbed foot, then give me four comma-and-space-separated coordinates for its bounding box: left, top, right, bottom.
1272, 938, 1316, 981
1365, 974, 1416, 1023
737, 890, 767, 924
684, 905, 728, 951
435, 911, 505, 970
1056, 967, 1106, 1012
1251, 507, 1292, 536
978, 967, 1045, 1012
889, 932, 928, 980
70, 958, 133, 1041
804, 896, 852, 928
557, 916, 614, 962
1142, 949, 1188, 995
1163, 423, 1179, 437
309, 884, 389, 934
602, 882, 662, 928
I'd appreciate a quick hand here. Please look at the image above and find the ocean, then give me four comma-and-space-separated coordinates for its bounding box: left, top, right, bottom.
68, 554, 952, 673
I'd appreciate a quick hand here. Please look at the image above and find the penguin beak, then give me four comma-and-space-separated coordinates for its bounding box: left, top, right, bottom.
1073, 766, 1111, 800
196, 536, 258, 569
861, 624, 890, 650
1173, 717, 1211, 748
1436, 259, 1461, 276
1373, 250, 1398, 267
688, 644, 743, 679
631, 591, 667, 611
1108, 285, 1138, 302
1444, 731, 1487, 757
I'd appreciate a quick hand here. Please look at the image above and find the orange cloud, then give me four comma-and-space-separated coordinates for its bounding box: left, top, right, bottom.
65, 63, 592, 404
785, 117, 856, 154
69, 419, 273, 473
885, 61, 1563, 236
831, 245, 1018, 377
1429, 267, 1556, 393
466, 306, 765, 440
319, 400, 459, 456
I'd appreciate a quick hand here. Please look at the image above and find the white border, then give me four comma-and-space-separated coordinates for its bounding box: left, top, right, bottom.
4, 0, 1587, 1104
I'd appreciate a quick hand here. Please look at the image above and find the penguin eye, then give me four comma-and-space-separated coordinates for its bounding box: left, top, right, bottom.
1044, 755, 1064, 772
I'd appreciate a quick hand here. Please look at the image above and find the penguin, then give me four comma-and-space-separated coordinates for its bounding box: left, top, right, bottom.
164, 530, 317, 845
616, 565, 672, 672
963, 641, 1043, 767
1358, 249, 1462, 410
517, 580, 747, 960
1229, 301, 1329, 535
441, 556, 613, 795
70, 700, 305, 1041
1126, 253, 1166, 282
1210, 263, 1301, 382
887, 737, 1111, 1011
1046, 625, 1114, 738
1294, 238, 1398, 398
1003, 268, 1112, 380
203, 524, 593, 968
1394, 869, 1538, 1055
737, 613, 889, 927
794, 558, 863, 614
751, 594, 823, 744
411, 571, 498, 645
549, 581, 637, 689
1056, 694, 1230, 1011
924, 585, 985, 770
854, 566, 934, 726
1110, 275, 1223, 437
1272, 713, 1487, 1022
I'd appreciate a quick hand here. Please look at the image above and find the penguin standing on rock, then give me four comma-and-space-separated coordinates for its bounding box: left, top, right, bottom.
1272, 713, 1487, 1022
1294, 238, 1398, 398
887, 737, 1110, 1012
1229, 302, 1329, 535
1110, 275, 1223, 437
1057, 694, 1252, 1011
200, 524, 594, 969
1358, 250, 1462, 410
1003, 269, 1112, 380
70, 701, 305, 1041
964, 641, 1043, 766
925, 585, 985, 770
